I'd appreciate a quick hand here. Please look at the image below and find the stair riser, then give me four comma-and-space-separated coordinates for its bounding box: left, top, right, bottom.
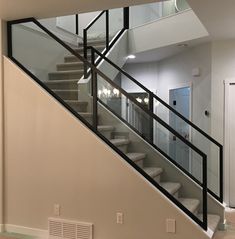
45, 82, 78, 90
135, 160, 144, 168
80, 115, 93, 125
57, 64, 84, 71
64, 55, 91, 63
174, 191, 179, 199
49, 72, 83, 81
67, 103, 88, 112
116, 144, 128, 154
154, 175, 161, 184
55, 91, 78, 101
99, 130, 113, 140
79, 41, 106, 47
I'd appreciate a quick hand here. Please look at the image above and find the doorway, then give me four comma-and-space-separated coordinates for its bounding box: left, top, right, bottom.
224, 81, 235, 207
169, 86, 191, 171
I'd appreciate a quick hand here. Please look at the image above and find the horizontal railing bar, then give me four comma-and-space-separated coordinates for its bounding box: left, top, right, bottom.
85, 10, 107, 31
89, 46, 222, 148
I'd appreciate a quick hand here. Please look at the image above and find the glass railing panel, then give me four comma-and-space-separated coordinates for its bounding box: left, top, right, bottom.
130, 0, 190, 28
11, 21, 94, 126
109, 8, 124, 40
95, 72, 206, 226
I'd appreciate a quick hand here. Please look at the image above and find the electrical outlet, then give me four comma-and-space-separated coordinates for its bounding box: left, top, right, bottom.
54, 204, 60, 216
166, 219, 176, 233
116, 212, 123, 224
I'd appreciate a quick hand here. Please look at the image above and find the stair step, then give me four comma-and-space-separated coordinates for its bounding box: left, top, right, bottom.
64, 54, 91, 63
159, 182, 181, 197
57, 62, 84, 71
144, 167, 163, 183
198, 214, 220, 234
73, 45, 105, 53
110, 138, 130, 146
98, 125, 115, 131
126, 153, 146, 162
110, 138, 130, 154
98, 125, 115, 139
178, 198, 200, 214
65, 100, 88, 112
53, 90, 78, 101
79, 39, 106, 47
126, 152, 146, 168
45, 79, 78, 90
48, 70, 84, 80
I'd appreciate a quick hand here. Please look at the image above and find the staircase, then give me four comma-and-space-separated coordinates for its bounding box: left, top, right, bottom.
8, 15, 225, 238
44, 40, 221, 236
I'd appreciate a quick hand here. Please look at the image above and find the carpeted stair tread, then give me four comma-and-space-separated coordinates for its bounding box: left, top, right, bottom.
78, 112, 93, 117
110, 138, 130, 146
57, 62, 84, 71
159, 182, 181, 195
198, 214, 220, 234
45, 79, 79, 83
73, 45, 105, 52
49, 70, 84, 75
64, 54, 91, 63
65, 100, 88, 105
178, 198, 200, 213
126, 153, 146, 162
98, 125, 115, 131
143, 167, 163, 178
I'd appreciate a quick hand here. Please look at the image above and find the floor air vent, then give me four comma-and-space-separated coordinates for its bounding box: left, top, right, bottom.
48, 218, 93, 239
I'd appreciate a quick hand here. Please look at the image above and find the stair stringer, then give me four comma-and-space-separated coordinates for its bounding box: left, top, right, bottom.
4, 56, 212, 239
98, 100, 225, 226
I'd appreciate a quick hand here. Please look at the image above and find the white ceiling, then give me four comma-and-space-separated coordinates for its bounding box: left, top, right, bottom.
187, 0, 235, 39
0, 0, 164, 21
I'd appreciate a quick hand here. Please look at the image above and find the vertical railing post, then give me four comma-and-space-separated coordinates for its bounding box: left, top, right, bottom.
106, 10, 109, 51
123, 7, 130, 29
149, 93, 154, 142
91, 48, 98, 130
75, 14, 79, 35
202, 155, 208, 230
7, 22, 12, 57
220, 146, 223, 202
83, 29, 88, 78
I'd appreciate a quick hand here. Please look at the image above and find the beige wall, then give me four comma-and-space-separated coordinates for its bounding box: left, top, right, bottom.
3, 57, 210, 239
0, 19, 7, 226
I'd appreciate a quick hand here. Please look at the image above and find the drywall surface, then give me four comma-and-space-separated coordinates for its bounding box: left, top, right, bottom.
128, 9, 208, 54
0, 19, 6, 226
3, 57, 210, 239
211, 40, 235, 144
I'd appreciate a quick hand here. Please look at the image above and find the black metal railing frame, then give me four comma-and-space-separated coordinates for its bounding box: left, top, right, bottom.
87, 45, 223, 203
8, 17, 209, 230
83, 7, 129, 78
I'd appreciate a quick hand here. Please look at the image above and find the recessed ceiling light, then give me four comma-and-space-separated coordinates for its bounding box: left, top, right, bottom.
127, 54, 136, 59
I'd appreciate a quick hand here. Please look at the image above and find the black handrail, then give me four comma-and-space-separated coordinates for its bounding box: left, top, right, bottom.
88, 45, 223, 203
8, 17, 208, 230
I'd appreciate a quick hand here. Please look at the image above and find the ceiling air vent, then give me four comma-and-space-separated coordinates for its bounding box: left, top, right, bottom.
48, 218, 93, 239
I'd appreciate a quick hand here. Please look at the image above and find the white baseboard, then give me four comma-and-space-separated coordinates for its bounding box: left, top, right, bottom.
4, 224, 48, 239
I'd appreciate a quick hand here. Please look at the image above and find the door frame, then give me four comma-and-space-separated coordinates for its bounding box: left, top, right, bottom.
168, 82, 193, 172
224, 78, 235, 206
